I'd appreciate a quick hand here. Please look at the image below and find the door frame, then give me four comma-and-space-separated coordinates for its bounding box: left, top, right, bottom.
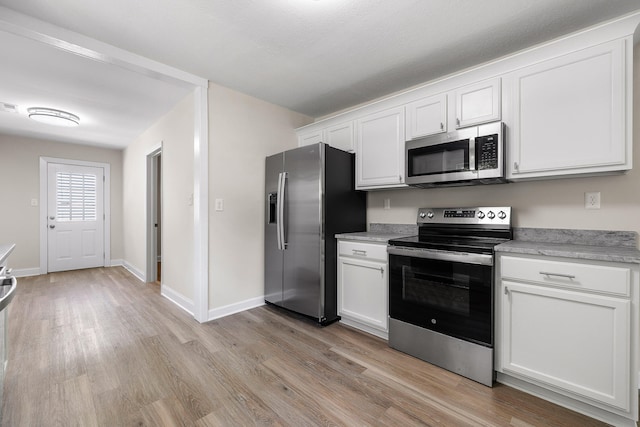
39, 157, 111, 274
10, 11, 209, 322
146, 144, 162, 283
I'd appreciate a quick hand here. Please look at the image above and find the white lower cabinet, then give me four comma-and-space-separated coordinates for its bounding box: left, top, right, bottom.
337, 240, 388, 339
496, 253, 638, 426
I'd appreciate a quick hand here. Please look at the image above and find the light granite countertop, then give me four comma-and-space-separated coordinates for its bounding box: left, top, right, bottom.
335, 231, 413, 243
0, 244, 15, 266
335, 223, 417, 243
497, 228, 640, 264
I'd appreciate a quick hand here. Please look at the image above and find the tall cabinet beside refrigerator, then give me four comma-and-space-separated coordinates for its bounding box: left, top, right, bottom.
265, 143, 366, 325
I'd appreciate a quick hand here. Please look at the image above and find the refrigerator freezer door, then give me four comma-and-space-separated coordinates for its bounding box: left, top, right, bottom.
264, 153, 284, 306
282, 145, 323, 319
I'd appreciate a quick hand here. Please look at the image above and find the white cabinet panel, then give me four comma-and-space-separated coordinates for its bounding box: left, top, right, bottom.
324, 121, 354, 153
454, 78, 501, 128
338, 257, 388, 331
507, 39, 627, 178
501, 280, 630, 411
405, 93, 447, 140
337, 240, 389, 338
298, 129, 323, 147
355, 107, 406, 189
501, 255, 630, 297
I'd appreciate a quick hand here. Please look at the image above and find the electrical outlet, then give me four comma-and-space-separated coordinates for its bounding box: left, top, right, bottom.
30, 198, 38, 207
383, 199, 391, 210
585, 192, 601, 209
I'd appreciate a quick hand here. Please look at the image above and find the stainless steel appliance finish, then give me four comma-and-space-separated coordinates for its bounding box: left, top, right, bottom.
405, 122, 506, 188
389, 318, 494, 387
387, 206, 512, 387
265, 143, 366, 325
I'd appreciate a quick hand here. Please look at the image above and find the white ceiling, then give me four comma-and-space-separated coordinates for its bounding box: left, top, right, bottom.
0, 0, 639, 148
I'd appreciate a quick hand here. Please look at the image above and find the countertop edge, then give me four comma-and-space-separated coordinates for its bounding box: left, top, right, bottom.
496, 241, 640, 264
335, 232, 415, 243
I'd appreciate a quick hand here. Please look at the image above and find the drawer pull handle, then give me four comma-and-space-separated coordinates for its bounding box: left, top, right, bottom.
352, 249, 367, 256
540, 271, 576, 280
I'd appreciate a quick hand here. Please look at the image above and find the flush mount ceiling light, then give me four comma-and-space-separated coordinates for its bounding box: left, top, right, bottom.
27, 107, 80, 127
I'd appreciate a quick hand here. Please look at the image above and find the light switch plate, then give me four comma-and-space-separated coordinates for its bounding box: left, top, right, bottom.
215, 198, 224, 211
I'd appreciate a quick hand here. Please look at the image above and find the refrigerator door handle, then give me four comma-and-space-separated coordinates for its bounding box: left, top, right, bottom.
279, 172, 288, 249
276, 172, 283, 250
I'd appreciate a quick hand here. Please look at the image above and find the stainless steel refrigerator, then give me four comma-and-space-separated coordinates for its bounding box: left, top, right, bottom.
265, 143, 366, 325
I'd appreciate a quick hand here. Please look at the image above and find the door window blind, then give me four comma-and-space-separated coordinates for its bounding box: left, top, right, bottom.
56, 172, 97, 221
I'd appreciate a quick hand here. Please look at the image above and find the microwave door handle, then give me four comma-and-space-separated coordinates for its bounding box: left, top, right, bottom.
469, 137, 477, 171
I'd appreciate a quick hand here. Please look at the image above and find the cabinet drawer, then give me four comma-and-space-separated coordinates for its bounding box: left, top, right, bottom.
338, 241, 388, 261
500, 255, 630, 297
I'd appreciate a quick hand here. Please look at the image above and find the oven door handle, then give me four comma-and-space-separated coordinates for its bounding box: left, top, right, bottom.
387, 246, 493, 266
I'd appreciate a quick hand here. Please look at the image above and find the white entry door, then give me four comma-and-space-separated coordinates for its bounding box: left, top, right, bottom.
47, 163, 105, 272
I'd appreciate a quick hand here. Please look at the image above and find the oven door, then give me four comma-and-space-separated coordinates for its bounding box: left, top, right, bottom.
388, 247, 494, 346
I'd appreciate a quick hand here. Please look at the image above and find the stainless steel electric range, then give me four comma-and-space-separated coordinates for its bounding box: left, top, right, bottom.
387, 206, 512, 386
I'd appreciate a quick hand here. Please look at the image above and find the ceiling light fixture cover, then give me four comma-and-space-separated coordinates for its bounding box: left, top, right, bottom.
27, 107, 80, 127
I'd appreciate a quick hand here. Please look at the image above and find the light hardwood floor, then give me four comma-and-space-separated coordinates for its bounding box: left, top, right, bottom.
3, 267, 611, 426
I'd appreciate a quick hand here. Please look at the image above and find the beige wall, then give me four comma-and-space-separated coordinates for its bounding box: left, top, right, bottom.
123, 92, 194, 299
208, 83, 312, 310
0, 134, 123, 269
368, 44, 640, 238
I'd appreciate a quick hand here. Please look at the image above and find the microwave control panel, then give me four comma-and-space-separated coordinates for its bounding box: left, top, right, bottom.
476, 134, 498, 170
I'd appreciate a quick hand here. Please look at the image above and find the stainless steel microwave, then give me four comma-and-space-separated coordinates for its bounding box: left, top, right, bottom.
405, 121, 506, 188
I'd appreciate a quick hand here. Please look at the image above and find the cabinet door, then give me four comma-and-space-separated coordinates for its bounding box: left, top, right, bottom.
501, 280, 631, 411
297, 129, 323, 147
355, 107, 406, 189
324, 121, 354, 153
507, 39, 626, 179
405, 93, 447, 139
454, 78, 501, 128
338, 256, 388, 332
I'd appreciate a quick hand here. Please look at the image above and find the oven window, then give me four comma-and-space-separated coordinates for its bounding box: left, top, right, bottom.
408, 139, 469, 176
402, 268, 470, 316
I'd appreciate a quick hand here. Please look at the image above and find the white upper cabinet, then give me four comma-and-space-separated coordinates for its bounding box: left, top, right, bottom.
405, 93, 447, 140
506, 39, 628, 179
324, 121, 354, 153
454, 78, 501, 128
297, 129, 323, 147
356, 107, 406, 189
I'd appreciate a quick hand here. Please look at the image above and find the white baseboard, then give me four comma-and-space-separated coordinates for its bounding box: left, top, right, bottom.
109, 259, 124, 267
207, 296, 265, 321
122, 261, 145, 282
161, 285, 194, 316
11, 267, 40, 278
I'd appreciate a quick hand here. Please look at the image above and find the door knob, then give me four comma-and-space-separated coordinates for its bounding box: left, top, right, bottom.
49, 225, 55, 229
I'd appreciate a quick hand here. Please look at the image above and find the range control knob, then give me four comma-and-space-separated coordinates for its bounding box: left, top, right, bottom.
487, 211, 496, 219
419, 212, 426, 219
498, 211, 507, 220
427, 211, 434, 219
477, 211, 485, 219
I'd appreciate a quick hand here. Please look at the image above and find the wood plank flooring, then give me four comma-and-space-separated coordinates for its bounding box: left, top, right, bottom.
2, 267, 613, 426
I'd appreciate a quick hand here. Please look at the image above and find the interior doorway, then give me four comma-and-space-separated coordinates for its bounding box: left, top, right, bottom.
146, 146, 162, 283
